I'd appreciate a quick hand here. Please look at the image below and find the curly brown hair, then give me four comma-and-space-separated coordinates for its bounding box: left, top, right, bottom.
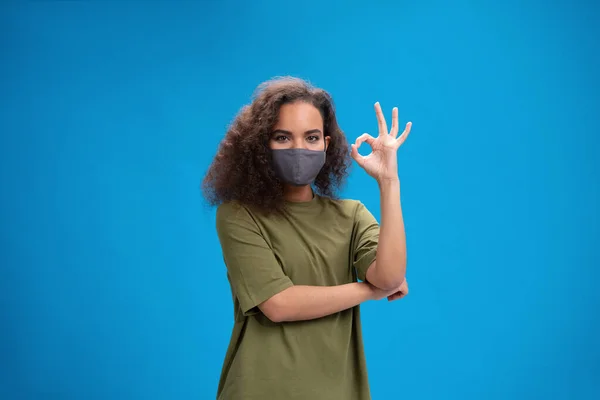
202, 76, 352, 214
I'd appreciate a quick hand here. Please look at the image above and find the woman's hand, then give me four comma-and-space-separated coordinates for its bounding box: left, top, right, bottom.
386, 279, 409, 301
351, 102, 412, 183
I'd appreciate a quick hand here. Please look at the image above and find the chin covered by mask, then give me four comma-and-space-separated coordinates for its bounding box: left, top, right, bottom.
271, 148, 326, 186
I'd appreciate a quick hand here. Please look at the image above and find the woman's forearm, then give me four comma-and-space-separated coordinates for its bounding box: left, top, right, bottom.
259, 282, 374, 322
368, 178, 407, 290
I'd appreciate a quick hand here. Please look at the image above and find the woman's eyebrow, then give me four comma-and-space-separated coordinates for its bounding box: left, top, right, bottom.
271, 129, 292, 135
271, 129, 322, 135
304, 129, 322, 135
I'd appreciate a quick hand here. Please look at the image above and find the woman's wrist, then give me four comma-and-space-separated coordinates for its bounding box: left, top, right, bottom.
377, 177, 400, 190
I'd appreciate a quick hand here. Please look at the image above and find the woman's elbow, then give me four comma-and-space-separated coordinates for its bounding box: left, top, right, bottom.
377, 278, 405, 291
367, 264, 405, 290
258, 293, 288, 323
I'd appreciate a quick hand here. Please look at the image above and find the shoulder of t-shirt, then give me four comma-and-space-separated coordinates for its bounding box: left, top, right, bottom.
215, 202, 266, 240
320, 196, 368, 217
216, 201, 250, 223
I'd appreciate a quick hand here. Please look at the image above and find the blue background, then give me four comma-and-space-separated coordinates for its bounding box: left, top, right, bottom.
1, 1, 599, 399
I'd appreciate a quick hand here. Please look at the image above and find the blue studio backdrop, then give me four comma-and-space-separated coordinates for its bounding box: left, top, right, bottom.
1, 1, 599, 399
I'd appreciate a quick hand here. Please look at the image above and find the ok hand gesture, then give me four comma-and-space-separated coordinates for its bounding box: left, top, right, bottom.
351, 102, 412, 183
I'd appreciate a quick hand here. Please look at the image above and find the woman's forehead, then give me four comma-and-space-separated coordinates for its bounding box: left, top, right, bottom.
275, 102, 323, 131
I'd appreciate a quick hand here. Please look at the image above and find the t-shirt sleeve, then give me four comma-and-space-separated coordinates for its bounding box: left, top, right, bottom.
216, 203, 294, 316
352, 202, 380, 282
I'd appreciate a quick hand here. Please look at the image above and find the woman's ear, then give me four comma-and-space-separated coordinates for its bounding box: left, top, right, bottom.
325, 136, 331, 151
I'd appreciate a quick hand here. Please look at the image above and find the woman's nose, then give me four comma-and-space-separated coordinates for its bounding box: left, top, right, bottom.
291, 139, 307, 149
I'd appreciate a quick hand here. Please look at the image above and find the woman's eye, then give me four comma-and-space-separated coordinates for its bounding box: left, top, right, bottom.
275, 135, 289, 142
307, 136, 320, 142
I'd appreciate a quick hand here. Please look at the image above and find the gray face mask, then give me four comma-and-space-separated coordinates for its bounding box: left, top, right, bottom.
271, 148, 326, 186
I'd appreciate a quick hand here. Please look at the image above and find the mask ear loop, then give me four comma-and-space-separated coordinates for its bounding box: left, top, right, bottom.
311, 135, 327, 200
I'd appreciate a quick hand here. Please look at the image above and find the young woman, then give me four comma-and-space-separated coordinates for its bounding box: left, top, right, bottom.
202, 76, 412, 400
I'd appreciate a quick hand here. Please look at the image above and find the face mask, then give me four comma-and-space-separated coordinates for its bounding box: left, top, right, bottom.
271, 148, 326, 186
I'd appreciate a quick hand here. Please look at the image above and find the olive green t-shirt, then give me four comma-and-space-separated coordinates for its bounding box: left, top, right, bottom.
214, 194, 380, 400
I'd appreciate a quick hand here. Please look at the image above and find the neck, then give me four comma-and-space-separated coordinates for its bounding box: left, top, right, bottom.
283, 184, 314, 203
